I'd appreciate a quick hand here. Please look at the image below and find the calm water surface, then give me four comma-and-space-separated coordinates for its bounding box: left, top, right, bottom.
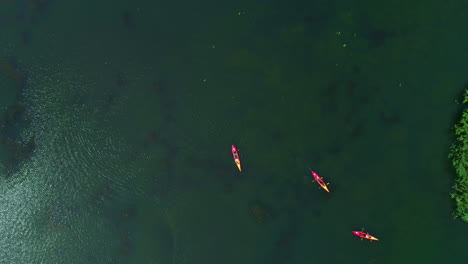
0, 0, 467, 263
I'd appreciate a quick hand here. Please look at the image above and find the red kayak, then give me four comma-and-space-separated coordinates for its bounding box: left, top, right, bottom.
231, 144, 241, 172
352, 230, 379, 241
310, 170, 330, 192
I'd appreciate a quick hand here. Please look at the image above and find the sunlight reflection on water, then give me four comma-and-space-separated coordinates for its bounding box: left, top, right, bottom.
1, 65, 147, 263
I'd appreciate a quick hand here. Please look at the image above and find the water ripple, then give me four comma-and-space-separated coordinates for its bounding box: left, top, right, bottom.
0, 65, 152, 263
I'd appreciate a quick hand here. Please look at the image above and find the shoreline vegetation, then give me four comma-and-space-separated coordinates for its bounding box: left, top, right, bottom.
449, 89, 468, 223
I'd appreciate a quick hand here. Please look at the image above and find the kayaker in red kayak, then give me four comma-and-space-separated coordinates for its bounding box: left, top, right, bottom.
352, 229, 379, 241
231, 144, 241, 172
309, 169, 330, 192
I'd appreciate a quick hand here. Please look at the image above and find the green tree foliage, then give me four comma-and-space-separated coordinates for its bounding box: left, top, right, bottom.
449, 89, 468, 223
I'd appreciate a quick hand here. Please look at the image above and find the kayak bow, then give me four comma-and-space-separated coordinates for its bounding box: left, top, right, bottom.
231, 144, 241, 172
310, 170, 330, 192
352, 230, 379, 241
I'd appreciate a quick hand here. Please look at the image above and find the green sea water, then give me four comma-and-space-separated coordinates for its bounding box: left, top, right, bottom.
1, 0, 467, 263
